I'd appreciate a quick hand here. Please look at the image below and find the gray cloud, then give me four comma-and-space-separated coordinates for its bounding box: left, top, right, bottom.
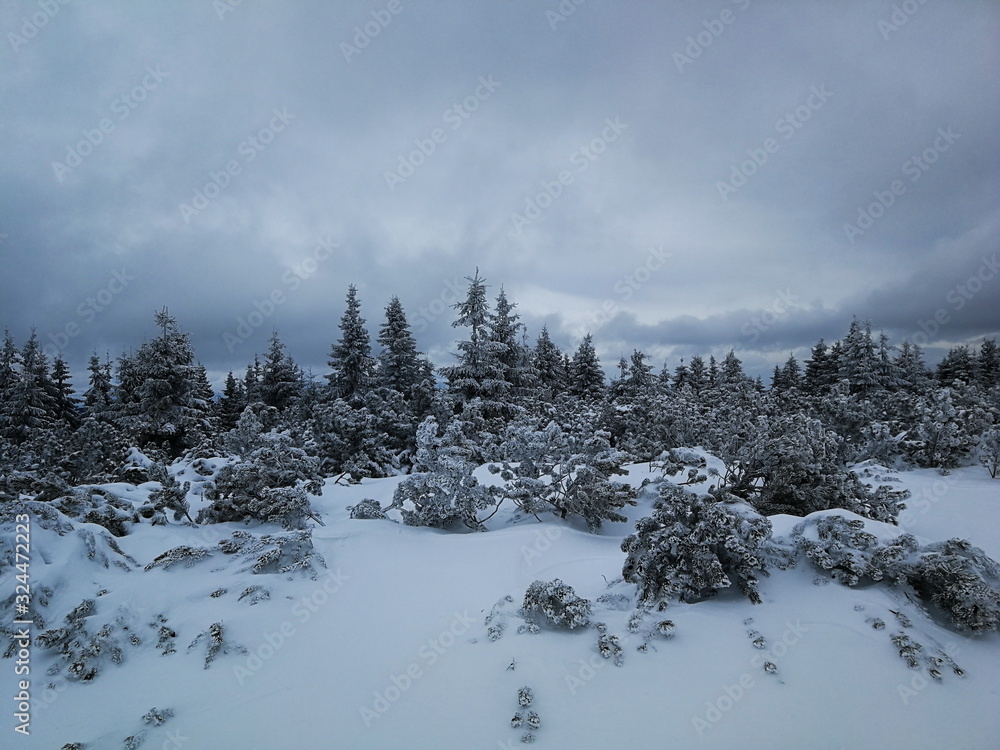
1, 0, 998, 387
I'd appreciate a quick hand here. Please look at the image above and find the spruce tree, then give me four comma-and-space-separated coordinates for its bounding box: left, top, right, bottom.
376, 296, 421, 399
114, 309, 210, 457
0, 331, 59, 444
978, 339, 1000, 389
50, 355, 79, 428
83, 353, 113, 417
217, 372, 247, 432
327, 285, 375, 401
442, 269, 510, 416
936, 345, 978, 386
533, 325, 566, 395
804, 338, 837, 395
569, 333, 604, 399
260, 331, 303, 412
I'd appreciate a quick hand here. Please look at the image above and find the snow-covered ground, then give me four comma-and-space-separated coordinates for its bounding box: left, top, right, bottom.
4, 458, 999, 750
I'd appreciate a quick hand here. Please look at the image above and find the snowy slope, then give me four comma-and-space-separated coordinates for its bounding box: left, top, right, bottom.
4, 459, 999, 750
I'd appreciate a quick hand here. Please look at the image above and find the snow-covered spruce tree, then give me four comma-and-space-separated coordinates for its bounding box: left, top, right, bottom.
389, 416, 500, 530
376, 296, 423, 401
977, 338, 1000, 389
568, 333, 604, 400
82, 352, 114, 418
519, 579, 592, 629
602, 349, 673, 461
532, 325, 566, 399
441, 269, 513, 420
308, 394, 396, 480
198, 408, 324, 529
0, 331, 60, 444
112, 310, 212, 458
489, 287, 538, 402
216, 371, 248, 432
259, 331, 304, 414
622, 485, 772, 604
327, 284, 376, 402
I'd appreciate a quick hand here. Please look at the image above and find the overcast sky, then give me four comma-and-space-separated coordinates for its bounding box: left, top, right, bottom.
2, 0, 998, 390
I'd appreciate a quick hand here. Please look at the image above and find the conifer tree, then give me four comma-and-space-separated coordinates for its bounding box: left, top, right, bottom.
804, 338, 837, 395
260, 331, 303, 412
936, 345, 978, 386
376, 296, 421, 399
327, 285, 375, 401
533, 325, 565, 395
83, 353, 113, 417
50, 355, 79, 428
569, 333, 604, 399
114, 309, 210, 457
0, 331, 59, 444
442, 269, 510, 416
216, 372, 247, 432
978, 339, 1000, 389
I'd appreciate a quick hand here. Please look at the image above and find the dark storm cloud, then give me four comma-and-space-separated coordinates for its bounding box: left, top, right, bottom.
1, 0, 997, 386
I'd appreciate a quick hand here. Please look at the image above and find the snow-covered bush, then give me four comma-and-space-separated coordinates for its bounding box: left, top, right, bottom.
142, 462, 193, 524
977, 427, 1000, 478
187, 621, 245, 669
622, 485, 772, 604
717, 412, 908, 523
493, 423, 637, 531
519, 578, 592, 630
347, 498, 387, 520
216, 528, 325, 577
198, 409, 324, 530
390, 417, 500, 530
907, 539, 1000, 633
788, 515, 1000, 632
790, 515, 918, 586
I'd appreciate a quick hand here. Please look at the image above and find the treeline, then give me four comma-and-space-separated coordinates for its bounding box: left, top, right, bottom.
1, 270, 998, 504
